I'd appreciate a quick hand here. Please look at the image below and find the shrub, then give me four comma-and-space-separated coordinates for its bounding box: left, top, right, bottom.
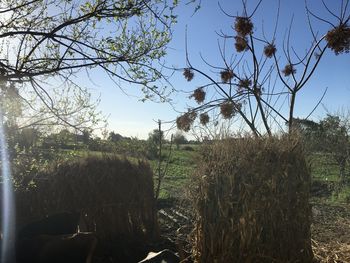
182, 145, 194, 151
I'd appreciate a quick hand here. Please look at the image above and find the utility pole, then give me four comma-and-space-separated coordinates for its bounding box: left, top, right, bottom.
156, 119, 162, 199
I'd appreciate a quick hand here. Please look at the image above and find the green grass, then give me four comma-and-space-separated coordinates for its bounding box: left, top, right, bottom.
330, 185, 350, 203
57, 146, 197, 199
309, 152, 341, 182
67, 145, 199, 199
150, 147, 198, 200
309, 152, 350, 204
154, 149, 350, 204
39, 145, 350, 204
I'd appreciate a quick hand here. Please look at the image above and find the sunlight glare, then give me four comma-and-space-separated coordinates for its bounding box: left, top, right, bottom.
0, 106, 16, 263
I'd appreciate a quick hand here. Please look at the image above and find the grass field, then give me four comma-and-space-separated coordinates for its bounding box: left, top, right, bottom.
152, 146, 350, 204
51, 145, 197, 200
13, 142, 350, 262
39, 144, 350, 203
149, 146, 198, 199
141, 145, 350, 203
309, 153, 350, 203
151, 144, 350, 262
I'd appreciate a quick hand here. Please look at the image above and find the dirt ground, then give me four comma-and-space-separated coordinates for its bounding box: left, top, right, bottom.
312, 202, 350, 263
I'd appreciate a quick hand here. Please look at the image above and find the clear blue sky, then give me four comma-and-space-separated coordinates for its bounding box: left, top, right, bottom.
88, 0, 350, 139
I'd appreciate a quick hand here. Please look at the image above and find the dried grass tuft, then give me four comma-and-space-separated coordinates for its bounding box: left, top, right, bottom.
313, 240, 350, 263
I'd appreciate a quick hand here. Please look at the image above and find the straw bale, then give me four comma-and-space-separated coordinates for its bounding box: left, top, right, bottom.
190, 136, 313, 262
15, 156, 158, 243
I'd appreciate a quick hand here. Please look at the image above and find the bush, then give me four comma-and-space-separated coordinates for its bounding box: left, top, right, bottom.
182, 145, 194, 151
190, 136, 313, 262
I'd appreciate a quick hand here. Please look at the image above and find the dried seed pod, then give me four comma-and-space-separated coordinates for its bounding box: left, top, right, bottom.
238, 78, 252, 90
220, 101, 235, 119
264, 43, 276, 58
220, 69, 235, 83
190, 88, 206, 104
176, 111, 197, 131
234, 36, 249, 52
254, 86, 262, 97
234, 17, 253, 36
199, 113, 210, 125
183, 68, 194, 81
326, 24, 350, 55
282, 64, 296, 77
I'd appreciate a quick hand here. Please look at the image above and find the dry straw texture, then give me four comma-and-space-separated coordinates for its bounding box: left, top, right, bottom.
190, 136, 313, 262
15, 156, 158, 243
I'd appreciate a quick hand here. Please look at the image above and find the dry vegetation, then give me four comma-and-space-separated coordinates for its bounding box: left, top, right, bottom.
14, 156, 158, 262
312, 203, 350, 263
189, 136, 312, 262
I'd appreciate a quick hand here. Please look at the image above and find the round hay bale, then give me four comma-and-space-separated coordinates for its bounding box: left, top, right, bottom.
15, 156, 158, 244
190, 136, 313, 262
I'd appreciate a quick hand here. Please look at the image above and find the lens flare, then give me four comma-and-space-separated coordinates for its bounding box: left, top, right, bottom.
0, 107, 16, 263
